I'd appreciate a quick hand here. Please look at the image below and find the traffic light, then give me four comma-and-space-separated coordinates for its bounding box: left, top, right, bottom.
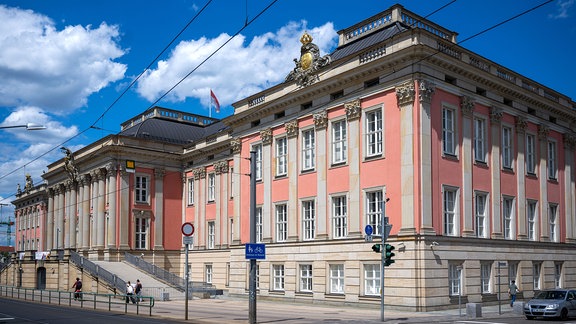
371, 244, 381, 253
384, 244, 395, 266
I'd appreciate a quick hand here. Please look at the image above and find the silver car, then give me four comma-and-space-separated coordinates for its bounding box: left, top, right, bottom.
523, 289, 576, 320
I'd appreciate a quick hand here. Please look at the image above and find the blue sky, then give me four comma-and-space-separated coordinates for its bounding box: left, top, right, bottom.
0, 0, 574, 245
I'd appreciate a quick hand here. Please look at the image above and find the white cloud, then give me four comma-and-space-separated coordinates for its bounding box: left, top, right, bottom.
0, 5, 127, 113
1, 106, 79, 143
549, 0, 574, 19
136, 20, 337, 110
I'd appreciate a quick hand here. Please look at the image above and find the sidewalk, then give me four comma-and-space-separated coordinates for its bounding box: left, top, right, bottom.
146, 297, 524, 323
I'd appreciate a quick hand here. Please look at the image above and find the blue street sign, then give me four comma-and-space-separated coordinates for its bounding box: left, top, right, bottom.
365, 225, 373, 236
245, 243, 266, 260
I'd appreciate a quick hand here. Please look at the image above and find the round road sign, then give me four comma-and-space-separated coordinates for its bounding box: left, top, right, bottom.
181, 222, 195, 236
365, 225, 373, 236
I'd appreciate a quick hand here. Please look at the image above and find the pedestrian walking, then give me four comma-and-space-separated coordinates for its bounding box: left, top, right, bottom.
126, 281, 136, 304
71, 277, 82, 300
508, 280, 520, 307
135, 279, 143, 302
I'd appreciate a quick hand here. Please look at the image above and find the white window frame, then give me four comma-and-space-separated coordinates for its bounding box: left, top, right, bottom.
502, 196, 515, 240
187, 178, 194, 205
502, 126, 513, 169
475, 192, 488, 238
554, 262, 563, 288
332, 120, 347, 164
208, 221, 215, 249
533, 262, 541, 290
366, 190, 383, 236
275, 137, 287, 176
480, 262, 492, 294
302, 200, 315, 240
364, 263, 380, 296
299, 264, 313, 292
275, 204, 287, 242
135, 175, 149, 204
442, 106, 457, 156
443, 186, 459, 236
526, 133, 536, 174
527, 200, 537, 241
273, 264, 285, 291
548, 140, 557, 180
208, 173, 216, 202
549, 203, 558, 242
329, 264, 344, 294
449, 263, 463, 296
253, 143, 263, 181
508, 262, 518, 284
135, 217, 148, 250
205, 264, 213, 284
332, 196, 348, 239
365, 109, 383, 157
256, 207, 263, 243
302, 129, 315, 171
474, 117, 486, 163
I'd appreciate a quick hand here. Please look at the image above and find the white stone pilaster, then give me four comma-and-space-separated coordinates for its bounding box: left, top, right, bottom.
490, 107, 503, 238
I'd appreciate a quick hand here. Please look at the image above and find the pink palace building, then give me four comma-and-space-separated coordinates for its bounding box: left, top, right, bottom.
5, 4, 576, 311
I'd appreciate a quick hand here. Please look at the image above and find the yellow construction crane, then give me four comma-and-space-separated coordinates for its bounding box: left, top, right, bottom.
0, 203, 14, 247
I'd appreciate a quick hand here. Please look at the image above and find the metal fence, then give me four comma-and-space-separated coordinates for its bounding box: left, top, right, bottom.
0, 284, 155, 316
70, 251, 126, 294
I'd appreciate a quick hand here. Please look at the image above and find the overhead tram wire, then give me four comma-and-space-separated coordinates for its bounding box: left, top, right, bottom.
0, 0, 280, 204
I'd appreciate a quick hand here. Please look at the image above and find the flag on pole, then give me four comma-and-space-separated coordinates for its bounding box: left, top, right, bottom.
210, 89, 220, 114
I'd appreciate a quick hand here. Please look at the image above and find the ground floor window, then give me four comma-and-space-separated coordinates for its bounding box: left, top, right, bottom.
449, 263, 462, 296
480, 262, 492, 294
273, 264, 285, 291
533, 262, 541, 290
364, 264, 380, 296
205, 264, 213, 284
299, 264, 312, 292
329, 264, 344, 294
135, 217, 148, 249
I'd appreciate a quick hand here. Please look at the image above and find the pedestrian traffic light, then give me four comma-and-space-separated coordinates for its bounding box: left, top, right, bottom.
371, 244, 381, 253
384, 244, 395, 266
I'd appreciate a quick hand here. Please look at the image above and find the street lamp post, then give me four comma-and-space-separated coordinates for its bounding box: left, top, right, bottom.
0, 123, 46, 130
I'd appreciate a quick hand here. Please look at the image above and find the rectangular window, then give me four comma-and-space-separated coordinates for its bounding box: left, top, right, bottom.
474, 118, 486, 162
208, 221, 215, 249
135, 175, 149, 203
302, 129, 315, 171
302, 200, 315, 240
275, 204, 287, 242
229, 167, 234, 199
449, 263, 462, 296
332, 120, 347, 164
254, 144, 263, 181
554, 263, 562, 288
208, 173, 216, 202
299, 264, 313, 292
475, 192, 487, 238
480, 262, 492, 294
366, 110, 383, 157
366, 191, 383, 236
502, 197, 514, 239
442, 107, 456, 155
332, 196, 348, 239
533, 263, 541, 290
273, 264, 285, 291
256, 207, 263, 243
527, 200, 537, 241
364, 264, 380, 296
275, 137, 287, 176
508, 262, 518, 283
549, 204, 558, 242
526, 134, 536, 174
548, 141, 557, 180
502, 126, 513, 169
329, 264, 344, 294
187, 178, 194, 205
135, 217, 148, 249
443, 187, 458, 236
205, 264, 213, 284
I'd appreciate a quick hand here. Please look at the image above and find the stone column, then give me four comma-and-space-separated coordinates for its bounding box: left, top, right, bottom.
490, 107, 503, 239
461, 95, 474, 237
106, 163, 118, 248
192, 168, 206, 247
214, 163, 225, 246
231, 138, 242, 245
81, 174, 91, 249
119, 169, 130, 249
418, 81, 435, 234
396, 81, 416, 235
46, 188, 54, 251
154, 168, 165, 250
217, 161, 230, 245
64, 181, 70, 248
314, 111, 328, 239
538, 125, 550, 241
97, 168, 106, 248
260, 128, 272, 242
345, 100, 361, 236
68, 180, 78, 248
285, 120, 299, 241
564, 133, 576, 243
516, 117, 528, 240
56, 184, 65, 249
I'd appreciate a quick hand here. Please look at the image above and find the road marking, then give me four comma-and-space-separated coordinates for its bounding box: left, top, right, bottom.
456, 321, 507, 324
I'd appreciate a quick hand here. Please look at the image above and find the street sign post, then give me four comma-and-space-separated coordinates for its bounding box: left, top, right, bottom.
245, 243, 266, 260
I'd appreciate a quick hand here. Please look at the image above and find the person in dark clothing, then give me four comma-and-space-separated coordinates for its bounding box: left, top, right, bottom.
135, 279, 143, 302
72, 278, 82, 300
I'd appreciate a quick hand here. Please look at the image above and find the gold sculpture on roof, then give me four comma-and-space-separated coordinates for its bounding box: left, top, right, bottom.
285, 31, 331, 87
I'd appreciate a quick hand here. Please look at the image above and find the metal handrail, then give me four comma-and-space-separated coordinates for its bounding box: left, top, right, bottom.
0, 284, 154, 316
70, 251, 126, 293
